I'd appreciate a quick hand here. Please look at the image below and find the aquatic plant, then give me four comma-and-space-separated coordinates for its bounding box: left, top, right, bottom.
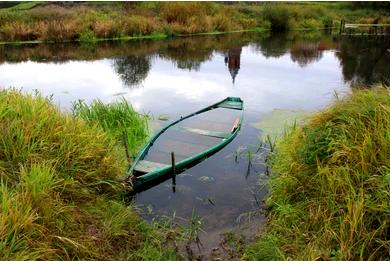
245, 87, 390, 260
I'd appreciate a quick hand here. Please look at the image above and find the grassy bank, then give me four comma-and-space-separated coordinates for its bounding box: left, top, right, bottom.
0, 2, 389, 43
0, 89, 183, 260
245, 87, 390, 260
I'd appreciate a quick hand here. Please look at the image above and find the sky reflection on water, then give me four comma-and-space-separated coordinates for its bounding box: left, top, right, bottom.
0, 44, 349, 116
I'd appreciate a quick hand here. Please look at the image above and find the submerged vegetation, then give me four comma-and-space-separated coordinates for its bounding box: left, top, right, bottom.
0, 89, 183, 260
0, 2, 388, 43
245, 87, 390, 260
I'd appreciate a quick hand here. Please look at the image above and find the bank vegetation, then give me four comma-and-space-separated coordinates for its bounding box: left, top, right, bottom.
0, 2, 389, 43
0, 89, 183, 260
245, 87, 390, 260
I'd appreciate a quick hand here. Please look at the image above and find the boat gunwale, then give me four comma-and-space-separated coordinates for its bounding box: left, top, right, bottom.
125, 97, 243, 188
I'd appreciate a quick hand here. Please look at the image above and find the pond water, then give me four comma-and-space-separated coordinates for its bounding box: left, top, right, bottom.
1, 32, 388, 254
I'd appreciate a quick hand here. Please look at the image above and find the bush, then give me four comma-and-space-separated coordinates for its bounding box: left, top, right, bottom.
322, 16, 334, 29
263, 5, 290, 32
300, 18, 321, 30
78, 29, 97, 42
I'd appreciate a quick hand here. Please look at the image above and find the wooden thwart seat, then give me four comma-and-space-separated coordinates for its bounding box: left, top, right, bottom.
180, 126, 230, 139
217, 100, 243, 110
134, 160, 169, 174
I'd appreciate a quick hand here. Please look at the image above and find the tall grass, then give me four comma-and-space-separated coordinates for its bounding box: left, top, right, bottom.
0, 89, 179, 260
0, 2, 388, 43
72, 98, 149, 157
245, 87, 390, 260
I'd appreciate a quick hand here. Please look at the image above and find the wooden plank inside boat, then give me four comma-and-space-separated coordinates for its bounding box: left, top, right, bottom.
217, 100, 243, 110
179, 118, 233, 133
144, 150, 187, 165
178, 108, 241, 133
150, 138, 210, 158
179, 127, 230, 138
191, 107, 241, 122
164, 128, 223, 147
134, 160, 169, 174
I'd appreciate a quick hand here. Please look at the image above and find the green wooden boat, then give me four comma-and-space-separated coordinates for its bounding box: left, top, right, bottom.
126, 97, 243, 190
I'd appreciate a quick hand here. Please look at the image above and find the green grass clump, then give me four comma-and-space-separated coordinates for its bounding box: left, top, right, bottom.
245, 87, 390, 260
0, 89, 180, 260
72, 98, 149, 157
78, 29, 98, 42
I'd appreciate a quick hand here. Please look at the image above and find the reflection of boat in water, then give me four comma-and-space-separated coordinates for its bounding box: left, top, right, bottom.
126, 97, 243, 191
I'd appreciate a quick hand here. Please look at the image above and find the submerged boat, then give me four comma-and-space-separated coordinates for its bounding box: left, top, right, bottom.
126, 97, 243, 190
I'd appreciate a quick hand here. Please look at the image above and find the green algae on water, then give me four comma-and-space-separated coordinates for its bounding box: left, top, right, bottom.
252, 109, 310, 140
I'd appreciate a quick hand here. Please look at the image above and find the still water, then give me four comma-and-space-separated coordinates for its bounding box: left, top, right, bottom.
1, 32, 388, 252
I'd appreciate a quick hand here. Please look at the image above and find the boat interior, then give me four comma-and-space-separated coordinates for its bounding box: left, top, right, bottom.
133, 100, 243, 176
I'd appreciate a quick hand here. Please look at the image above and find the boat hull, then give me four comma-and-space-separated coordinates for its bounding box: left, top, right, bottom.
126, 97, 244, 190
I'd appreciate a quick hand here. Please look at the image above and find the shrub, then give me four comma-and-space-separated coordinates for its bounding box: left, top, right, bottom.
213, 14, 234, 32
263, 5, 290, 32
300, 18, 321, 30
322, 16, 334, 29
78, 29, 97, 42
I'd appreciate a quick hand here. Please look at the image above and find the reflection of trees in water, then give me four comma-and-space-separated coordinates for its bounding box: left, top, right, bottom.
254, 33, 389, 86
158, 42, 209, 71
335, 37, 390, 86
253, 32, 338, 68
113, 55, 151, 87
0, 33, 254, 66
3, 31, 388, 88
253, 33, 289, 58
290, 42, 323, 67
157, 34, 254, 71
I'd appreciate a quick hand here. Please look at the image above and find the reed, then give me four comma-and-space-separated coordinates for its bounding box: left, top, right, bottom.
245, 87, 390, 260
